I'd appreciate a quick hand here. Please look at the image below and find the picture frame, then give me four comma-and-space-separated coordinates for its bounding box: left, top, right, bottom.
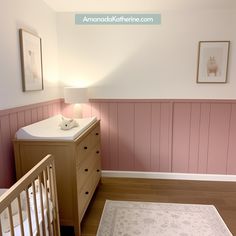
19, 29, 43, 91
196, 41, 230, 83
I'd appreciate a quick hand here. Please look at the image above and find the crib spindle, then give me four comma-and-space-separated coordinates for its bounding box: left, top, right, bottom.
0, 218, 2, 236
17, 196, 25, 236
38, 176, 46, 236
47, 166, 55, 234
0, 155, 60, 236
47, 166, 56, 234
51, 161, 60, 236
8, 205, 15, 236
32, 181, 40, 235
25, 188, 33, 236
43, 170, 52, 236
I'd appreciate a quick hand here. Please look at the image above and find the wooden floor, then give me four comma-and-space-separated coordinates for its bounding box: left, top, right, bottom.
70, 177, 236, 236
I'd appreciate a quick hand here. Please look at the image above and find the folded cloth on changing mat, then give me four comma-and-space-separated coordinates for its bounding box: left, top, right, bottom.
0, 180, 50, 233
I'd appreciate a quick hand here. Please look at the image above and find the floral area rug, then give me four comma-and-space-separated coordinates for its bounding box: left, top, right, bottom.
96, 200, 232, 236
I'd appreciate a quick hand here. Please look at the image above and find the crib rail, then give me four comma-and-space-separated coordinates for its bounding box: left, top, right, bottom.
0, 155, 60, 236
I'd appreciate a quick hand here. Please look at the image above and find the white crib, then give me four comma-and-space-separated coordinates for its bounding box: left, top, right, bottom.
0, 155, 60, 236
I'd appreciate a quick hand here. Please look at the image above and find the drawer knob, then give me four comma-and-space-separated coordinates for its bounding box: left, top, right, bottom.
84, 146, 88, 150
97, 169, 100, 172
85, 191, 89, 195
96, 150, 100, 154
96, 133, 99, 136
84, 168, 88, 172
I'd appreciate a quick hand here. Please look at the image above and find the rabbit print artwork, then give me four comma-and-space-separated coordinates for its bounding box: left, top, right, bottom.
207, 56, 218, 76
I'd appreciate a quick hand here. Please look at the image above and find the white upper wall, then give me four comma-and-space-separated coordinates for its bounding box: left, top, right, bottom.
44, 0, 236, 12
1, 0, 236, 107
0, 0, 61, 110
57, 5, 236, 99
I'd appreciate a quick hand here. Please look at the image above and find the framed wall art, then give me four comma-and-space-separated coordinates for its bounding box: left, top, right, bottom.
196, 41, 230, 83
19, 29, 43, 91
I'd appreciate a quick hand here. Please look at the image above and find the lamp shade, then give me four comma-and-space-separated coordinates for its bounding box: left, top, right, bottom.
64, 87, 88, 104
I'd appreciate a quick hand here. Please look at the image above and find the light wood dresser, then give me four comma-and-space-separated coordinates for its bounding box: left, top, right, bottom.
13, 120, 101, 235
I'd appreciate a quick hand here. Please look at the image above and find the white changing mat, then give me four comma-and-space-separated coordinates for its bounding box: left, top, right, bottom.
15, 114, 97, 141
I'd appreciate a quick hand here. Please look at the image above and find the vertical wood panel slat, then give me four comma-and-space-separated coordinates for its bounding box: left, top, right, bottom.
227, 104, 236, 174
43, 105, 49, 119
52, 103, 57, 115
168, 102, 174, 172
37, 107, 43, 121
172, 103, 191, 173
0, 116, 14, 187
188, 103, 201, 173
60, 102, 66, 116
52, 103, 58, 115
57, 101, 62, 114
160, 103, 172, 172
9, 113, 18, 139
31, 108, 38, 123
61, 103, 73, 117
109, 103, 119, 170
24, 110, 32, 125
65, 104, 74, 118
207, 104, 231, 174
0, 119, 4, 187
150, 103, 161, 171
198, 103, 211, 174
48, 104, 54, 117
134, 103, 152, 171
117, 103, 135, 170
91, 103, 101, 120
17, 111, 25, 129
100, 103, 110, 170
82, 103, 92, 118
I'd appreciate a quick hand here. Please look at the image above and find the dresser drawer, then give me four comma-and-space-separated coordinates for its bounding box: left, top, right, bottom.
78, 173, 95, 220
94, 158, 101, 184
76, 134, 91, 164
77, 144, 101, 187
77, 154, 94, 191
78, 157, 101, 219
90, 125, 100, 148
75, 121, 101, 223
76, 125, 100, 164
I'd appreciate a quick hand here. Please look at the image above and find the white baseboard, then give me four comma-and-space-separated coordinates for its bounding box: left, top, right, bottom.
101, 170, 236, 182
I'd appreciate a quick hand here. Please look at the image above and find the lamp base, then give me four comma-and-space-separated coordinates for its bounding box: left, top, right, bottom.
73, 104, 83, 118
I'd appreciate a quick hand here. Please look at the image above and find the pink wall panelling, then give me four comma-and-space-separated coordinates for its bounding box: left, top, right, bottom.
81, 100, 173, 172
82, 99, 236, 175
172, 102, 236, 175
0, 99, 62, 187
1, 98, 236, 188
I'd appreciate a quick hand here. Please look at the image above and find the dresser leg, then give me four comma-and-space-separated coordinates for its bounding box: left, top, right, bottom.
74, 225, 81, 236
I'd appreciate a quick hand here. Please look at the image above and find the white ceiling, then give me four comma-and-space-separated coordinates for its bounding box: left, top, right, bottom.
43, 0, 236, 12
